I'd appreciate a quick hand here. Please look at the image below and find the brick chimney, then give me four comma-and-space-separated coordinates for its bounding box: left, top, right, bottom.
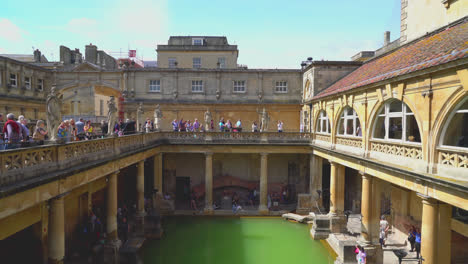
384, 31, 391, 46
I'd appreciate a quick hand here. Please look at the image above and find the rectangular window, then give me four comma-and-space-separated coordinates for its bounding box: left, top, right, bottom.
10, 74, 17, 87
149, 80, 161, 92
218, 57, 226, 68
191, 80, 203, 92
193, 57, 201, 69
168, 58, 177, 68
192, 38, 203, 45
275, 81, 288, 93
233, 80, 246, 93
25, 77, 31, 89
99, 99, 104, 116
37, 79, 43, 91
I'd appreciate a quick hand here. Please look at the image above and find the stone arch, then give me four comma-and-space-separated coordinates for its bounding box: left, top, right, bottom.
333, 105, 363, 137
303, 79, 311, 101
366, 98, 423, 144
432, 87, 468, 148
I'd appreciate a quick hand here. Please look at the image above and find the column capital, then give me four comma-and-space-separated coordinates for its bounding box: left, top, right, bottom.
260, 152, 269, 157
359, 171, 372, 179
328, 159, 336, 166
137, 160, 144, 166
416, 193, 438, 204
204, 151, 213, 157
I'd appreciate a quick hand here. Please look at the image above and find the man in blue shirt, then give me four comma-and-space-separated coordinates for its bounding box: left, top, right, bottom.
75, 118, 85, 140
415, 228, 421, 259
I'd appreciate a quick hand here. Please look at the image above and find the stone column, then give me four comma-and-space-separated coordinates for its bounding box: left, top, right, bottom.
309, 154, 323, 201
259, 153, 269, 215
371, 177, 382, 244
153, 153, 163, 209
418, 193, 438, 264
48, 195, 65, 264
329, 161, 346, 233
438, 202, 451, 264
104, 171, 121, 263
41, 202, 49, 264
135, 160, 145, 235
360, 172, 372, 243
204, 152, 214, 214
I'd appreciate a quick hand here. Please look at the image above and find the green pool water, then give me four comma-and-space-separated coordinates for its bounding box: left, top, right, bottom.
140, 216, 334, 264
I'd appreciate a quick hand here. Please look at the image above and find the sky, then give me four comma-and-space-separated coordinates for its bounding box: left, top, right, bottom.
0, 0, 401, 69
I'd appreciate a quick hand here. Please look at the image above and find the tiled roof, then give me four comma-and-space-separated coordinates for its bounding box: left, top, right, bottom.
314, 17, 468, 100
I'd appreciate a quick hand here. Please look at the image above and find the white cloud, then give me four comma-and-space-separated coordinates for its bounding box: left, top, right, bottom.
0, 18, 26, 42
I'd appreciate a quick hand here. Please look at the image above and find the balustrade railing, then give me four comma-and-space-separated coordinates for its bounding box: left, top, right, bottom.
437, 147, 468, 169
0, 132, 311, 187
336, 136, 363, 148
370, 140, 423, 160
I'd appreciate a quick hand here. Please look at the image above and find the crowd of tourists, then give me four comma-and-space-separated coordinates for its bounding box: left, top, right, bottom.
171, 117, 285, 133
0, 113, 48, 150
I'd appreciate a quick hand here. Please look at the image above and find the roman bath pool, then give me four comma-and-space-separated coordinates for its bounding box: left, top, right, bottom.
140, 216, 334, 264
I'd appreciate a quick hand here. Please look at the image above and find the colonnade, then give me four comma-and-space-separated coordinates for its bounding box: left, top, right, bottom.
315, 155, 454, 264
44, 153, 164, 264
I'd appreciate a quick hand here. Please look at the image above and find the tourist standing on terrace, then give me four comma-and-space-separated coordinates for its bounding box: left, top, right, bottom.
219, 118, 225, 132
277, 120, 284, 132
76, 118, 85, 140
18, 115, 30, 141
252, 121, 258, 132
179, 118, 186, 132
226, 120, 232, 132
32, 120, 48, 144
2, 113, 21, 149
172, 119, 179, 132
193, 118, 200, 132
236, 119, 242, 132
145, 118, 152, 133
57, 122, 68, 140
379, 215, 389, 247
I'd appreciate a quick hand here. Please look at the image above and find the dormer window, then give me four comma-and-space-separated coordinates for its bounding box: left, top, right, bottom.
192, 38, 203, 46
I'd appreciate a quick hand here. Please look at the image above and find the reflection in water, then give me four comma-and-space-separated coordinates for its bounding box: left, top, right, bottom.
140, 217, 333, 264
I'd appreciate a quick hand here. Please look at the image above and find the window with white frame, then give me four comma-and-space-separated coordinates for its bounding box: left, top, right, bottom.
338, 107, 361, 136
191, 80, 203, 92
275, 81, 288, 93
193, 57, 201, 69
192, 38, 203, 45
373, 100, 421, 142
441, 98, 468, 148
37, 79, 44, 91
10, 73, 17, 87
316, 111, 330, 134
218, 57, 226, 69
168, 58, 177, 68
24, 76, 31, 89
233, 80, 246, 93
149, 80, 161, 92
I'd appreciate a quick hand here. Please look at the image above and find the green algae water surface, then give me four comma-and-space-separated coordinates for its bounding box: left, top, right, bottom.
140, 216, 333, 264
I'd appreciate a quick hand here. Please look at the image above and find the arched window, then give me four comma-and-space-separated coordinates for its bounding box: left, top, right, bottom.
373, 100, 421, 143
441, 98, 468, 148
316, 111, 330, 134
338, 107, 361, 137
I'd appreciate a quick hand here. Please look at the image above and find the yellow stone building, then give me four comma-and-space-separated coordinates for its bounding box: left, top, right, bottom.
0, 2, 467, 264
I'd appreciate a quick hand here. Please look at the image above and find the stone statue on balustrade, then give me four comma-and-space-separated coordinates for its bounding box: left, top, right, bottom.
136, 102, 144, 132
204, 109, 212, 131
46, 86, 62, 141
260, 108, 269, 132
154, 104, 162, 132
107, 96, 118, 136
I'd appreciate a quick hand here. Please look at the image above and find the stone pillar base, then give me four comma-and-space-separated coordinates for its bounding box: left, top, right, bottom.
204, 207, 214, 215
134, 212, 146, 236
329, 213, 347, 233
103, 239, 122, 264
258, 205, 269, 215
309, 214, 331, 240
